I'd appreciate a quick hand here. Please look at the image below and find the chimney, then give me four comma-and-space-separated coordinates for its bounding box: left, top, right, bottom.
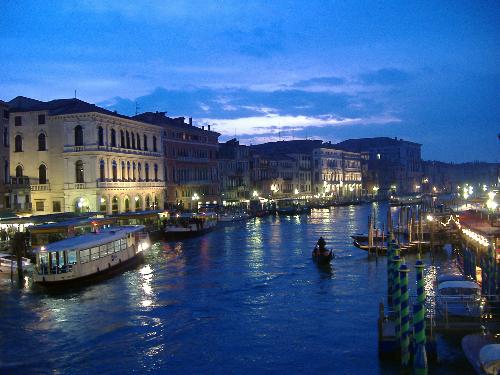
208, 125, 211, 131
202, 125, 205, 130
189, 117, 193, 126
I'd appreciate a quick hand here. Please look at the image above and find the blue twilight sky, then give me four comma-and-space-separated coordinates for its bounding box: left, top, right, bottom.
1, 1, 499, 162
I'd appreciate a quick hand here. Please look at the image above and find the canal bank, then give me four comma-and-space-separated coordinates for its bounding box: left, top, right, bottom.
0, 203, 474, 374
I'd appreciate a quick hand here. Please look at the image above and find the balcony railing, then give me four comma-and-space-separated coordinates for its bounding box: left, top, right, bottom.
96, 180, 166, 188
10, 177, 30, 186
31, 183, 51, 191
63, 144, 161, 157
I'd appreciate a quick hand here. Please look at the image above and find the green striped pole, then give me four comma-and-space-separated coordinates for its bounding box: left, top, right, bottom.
413, 258, 427, 374
488, 243, 495, 296
471, 249, 477, 281
400, 262, 410, 368
387, 235, 395, 305
393, 254, 402, 343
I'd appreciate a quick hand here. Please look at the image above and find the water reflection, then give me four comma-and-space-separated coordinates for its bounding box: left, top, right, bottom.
0, 203, 464, 374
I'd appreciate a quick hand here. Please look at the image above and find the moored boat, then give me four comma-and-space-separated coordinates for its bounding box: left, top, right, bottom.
164, 212, 217, 239
436, 280, 485, 319
462, 332, 500, 374
33, 225, 149, 286
0, 252, 31, 275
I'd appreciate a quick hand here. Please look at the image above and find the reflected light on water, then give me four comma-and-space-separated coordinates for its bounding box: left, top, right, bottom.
139, 264, 154, 308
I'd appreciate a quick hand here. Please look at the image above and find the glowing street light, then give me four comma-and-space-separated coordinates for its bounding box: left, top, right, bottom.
252, 190, 259, 198
192, 193, 200, 201
294, 188, 299, 195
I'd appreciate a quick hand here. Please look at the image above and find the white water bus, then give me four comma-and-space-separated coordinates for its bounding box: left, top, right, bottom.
33, 226, 149, 286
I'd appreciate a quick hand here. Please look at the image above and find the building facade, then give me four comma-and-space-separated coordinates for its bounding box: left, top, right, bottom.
8, 96, 166, 215
0, 101, 9, 211
218, 139, 252, 204
133, 112, 220, 210
336, 137, 422, 196
312, 145, 362, 199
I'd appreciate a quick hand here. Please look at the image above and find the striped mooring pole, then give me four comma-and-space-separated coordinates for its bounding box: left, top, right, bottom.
471, 249, 477, 281
464, 248, 470, 278
387, 236, 395, 305
413, 258, 428, 374
488, 243, 496, 296
399, 262, 410, 368
393, 255, 402, 343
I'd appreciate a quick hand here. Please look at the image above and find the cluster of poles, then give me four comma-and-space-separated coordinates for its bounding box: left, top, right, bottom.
386, 236, 429, 374
463, 242, 498, 297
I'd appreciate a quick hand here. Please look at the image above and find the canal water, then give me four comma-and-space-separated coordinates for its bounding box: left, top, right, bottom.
0, 203, 474, 374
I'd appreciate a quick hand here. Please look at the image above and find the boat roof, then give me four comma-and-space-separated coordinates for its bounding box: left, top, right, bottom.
437, 274, 467, 283
438, 280, 480, 290
30, 217, 116, 232
480, 344, 500, 370
33, 226, 145, 254
0, 252, 12, 258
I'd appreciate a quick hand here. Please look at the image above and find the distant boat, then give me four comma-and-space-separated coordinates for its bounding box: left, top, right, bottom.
32, 226, 149, 286
164, 212, 217, 239
218, 211, 250, 222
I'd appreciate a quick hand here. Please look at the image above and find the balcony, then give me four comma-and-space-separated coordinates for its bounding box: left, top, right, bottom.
63, 144, 161, 157
96, 180, 166, 189
10, 177, 30, 186
31, 183, 51, 191
13, 203, 32, 212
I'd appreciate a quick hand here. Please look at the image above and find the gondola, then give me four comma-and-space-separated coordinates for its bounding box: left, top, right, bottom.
312, 248, 334, 264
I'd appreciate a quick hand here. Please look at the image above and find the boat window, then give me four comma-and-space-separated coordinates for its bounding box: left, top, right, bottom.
99, 245, 107, 257
114, 240, 121, 252
67, 250, 77, 264
38, 253, 49, 274
121, 238, 127, 250
107, 242, 114, 253
80, 249, 90, 263
91, 247, 100, 261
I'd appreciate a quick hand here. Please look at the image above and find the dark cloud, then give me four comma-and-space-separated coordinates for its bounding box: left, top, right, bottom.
359, 68, 411, 85
291, 76, 346, 87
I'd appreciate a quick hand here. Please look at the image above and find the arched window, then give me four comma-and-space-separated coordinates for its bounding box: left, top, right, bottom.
153, 136, 157, 152
112, 160, 117, 182
127, 162, 131, 181
120, 130, 125, 148
136, 133, 141, 149
75, 160, 84, 183
110, 129, 116, 147
145, 163, 150, 182
143, 134, 148, 151
124, 197, 130, 212
131, 133, 136, 149
99, 160, 105, 182
14, 135, 22, 152
98, 126, 104, 146
38, 164, 47, 184
15, 165, 23, 178
138, 162, 142, 181
126, 131, 130, 148
74, 125, 83, 146
145, 195, 151, 210
121, 161, 126, 180
135, 195, 141, 210
154, 164, 158, 181
38, 133, 46, 151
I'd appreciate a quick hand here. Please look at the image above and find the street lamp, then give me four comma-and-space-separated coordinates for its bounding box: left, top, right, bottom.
192, 193, 200, 210
252, 190, 259, 198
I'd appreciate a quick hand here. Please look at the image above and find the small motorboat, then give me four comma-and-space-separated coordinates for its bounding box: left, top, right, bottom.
436, 280, 485, 319
312, 247, 334, 264
462, 332, 500, 375
0, 252, 31, 275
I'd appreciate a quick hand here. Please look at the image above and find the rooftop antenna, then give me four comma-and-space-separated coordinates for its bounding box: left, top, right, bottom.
74, 90, 77, 99
135, 101, 140, 115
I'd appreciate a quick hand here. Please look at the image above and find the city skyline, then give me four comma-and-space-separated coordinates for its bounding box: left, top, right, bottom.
2, 1, 499, 162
